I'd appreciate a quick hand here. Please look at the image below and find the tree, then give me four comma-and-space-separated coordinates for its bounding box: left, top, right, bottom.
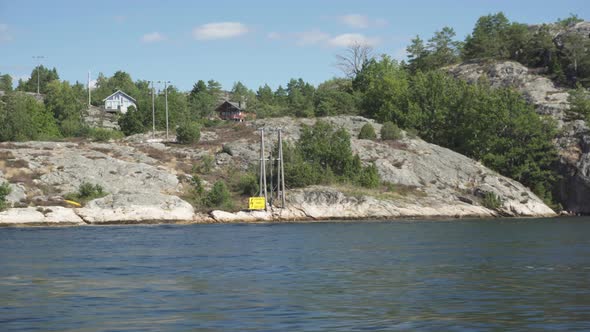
118, 106, 145, 135
426, 27, 461, 68
256, 84, 274, 105
188, 80, 219, 119
568, 85, 590, 120
406, 36, 429, 73
556, 14, 583, 28
463, 12, 511, 59
0, 92, 60, 141
17, 66, 59, 94
0, 73, 12, 91
560, 33, 590, 83
231, 81, 249, 103
354, 55, 411, 125
335, 42, 374, 78
314, 78, 358, 116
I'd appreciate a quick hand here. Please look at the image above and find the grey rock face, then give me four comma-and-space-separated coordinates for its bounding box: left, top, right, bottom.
448, 60, 590, 213
0, 115, 556, 224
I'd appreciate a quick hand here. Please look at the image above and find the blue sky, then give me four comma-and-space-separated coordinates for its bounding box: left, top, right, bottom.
0, 0, 588, 92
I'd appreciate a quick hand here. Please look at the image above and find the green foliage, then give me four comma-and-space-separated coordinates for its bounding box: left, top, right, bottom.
0, 182, 11, 211
17, 65, 59, 94
203, 180, 232, 209
282, 121, 380, 188
568, 85, 590, 120
176, 122, 201, 144
65, 182, 107, 204
314, 78, 359, 116
85, 128, 124, 142
235, 173, 259, 196
556, 14, 583, 28
482, 192, 503, 210
463, 12, 512, 60
118, 106, 145, 135
407, 27, 461, 73
44, 80, 84, 122
0, 73, 13, 91
358, 123, 377, 139
193, 155, 215, 174
380, 122, 402, 140
0, 92, 61, 141
354, 55, 411, 125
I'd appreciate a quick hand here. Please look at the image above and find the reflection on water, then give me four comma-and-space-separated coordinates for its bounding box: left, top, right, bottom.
1, 218, 590, 331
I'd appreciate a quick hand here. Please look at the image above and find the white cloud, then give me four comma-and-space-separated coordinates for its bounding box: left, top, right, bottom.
337, 14, 388, 29
192, 22, 249, 40
0, 24, 13, 42
295, 29, 330, 46
88, 79, 98, 90
141, 32, 166, 43
328, 33, 380, 47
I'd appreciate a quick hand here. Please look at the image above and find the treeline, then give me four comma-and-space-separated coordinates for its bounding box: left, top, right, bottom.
2, 12, 586, 206
406, 13, 590, 87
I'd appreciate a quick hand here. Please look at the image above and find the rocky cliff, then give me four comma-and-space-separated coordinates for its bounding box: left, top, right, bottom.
448, 60, 589, 214
0, 116, 555, 226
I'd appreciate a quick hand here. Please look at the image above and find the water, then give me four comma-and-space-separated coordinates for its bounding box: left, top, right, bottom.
1, 218, 590, 331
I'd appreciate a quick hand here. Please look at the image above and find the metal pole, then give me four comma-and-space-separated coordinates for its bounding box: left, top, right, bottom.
165, 81, 169, 141
32, 56, 44, 94
278, 129, 286, 207
269, 150, 274, 207
258, 128, 264, 197
88, 71, 91, 106
151, 81, 156, 139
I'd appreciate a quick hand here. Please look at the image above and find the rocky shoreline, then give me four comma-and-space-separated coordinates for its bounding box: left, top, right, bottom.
0, 116, 557, 227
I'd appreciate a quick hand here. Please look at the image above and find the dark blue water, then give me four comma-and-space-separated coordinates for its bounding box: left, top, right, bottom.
1, 218, 590, 331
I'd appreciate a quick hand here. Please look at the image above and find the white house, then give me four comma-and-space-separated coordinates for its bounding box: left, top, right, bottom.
103, 90, 136, 114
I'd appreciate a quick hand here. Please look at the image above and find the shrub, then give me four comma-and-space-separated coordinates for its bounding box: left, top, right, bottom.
356, 163, 380, 188
235, 173, 259, 196
118, 106, 145, 136
381, 121, 403, 140
193, 155, 214, 174
86, 128, 124, 142
482, 192, 503, 210
203, 180, 232, 209
405, 127, 419, 139
358, 123, 377, 140
176, 122, 201, 144
64, 182, 107, 204
0, 182, 12, 211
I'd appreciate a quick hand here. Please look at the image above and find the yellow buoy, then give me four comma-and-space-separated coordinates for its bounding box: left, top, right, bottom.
64, 200, 82, 207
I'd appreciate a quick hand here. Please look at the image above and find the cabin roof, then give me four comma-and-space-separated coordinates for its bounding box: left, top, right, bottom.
215, 100, 244, 112
102, 89, 136, 102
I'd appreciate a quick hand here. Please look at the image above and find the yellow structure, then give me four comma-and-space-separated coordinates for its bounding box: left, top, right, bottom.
248, 197, 266, 210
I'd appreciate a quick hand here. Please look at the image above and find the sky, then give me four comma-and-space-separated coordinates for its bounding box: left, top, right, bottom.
0, 0, 588, 92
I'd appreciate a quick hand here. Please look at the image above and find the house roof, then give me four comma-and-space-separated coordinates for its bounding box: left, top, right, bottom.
215, 100, 244, 112
102, 89, 136, 102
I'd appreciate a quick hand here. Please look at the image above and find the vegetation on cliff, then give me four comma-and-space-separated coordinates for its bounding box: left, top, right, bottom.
0, 12, 586, 207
